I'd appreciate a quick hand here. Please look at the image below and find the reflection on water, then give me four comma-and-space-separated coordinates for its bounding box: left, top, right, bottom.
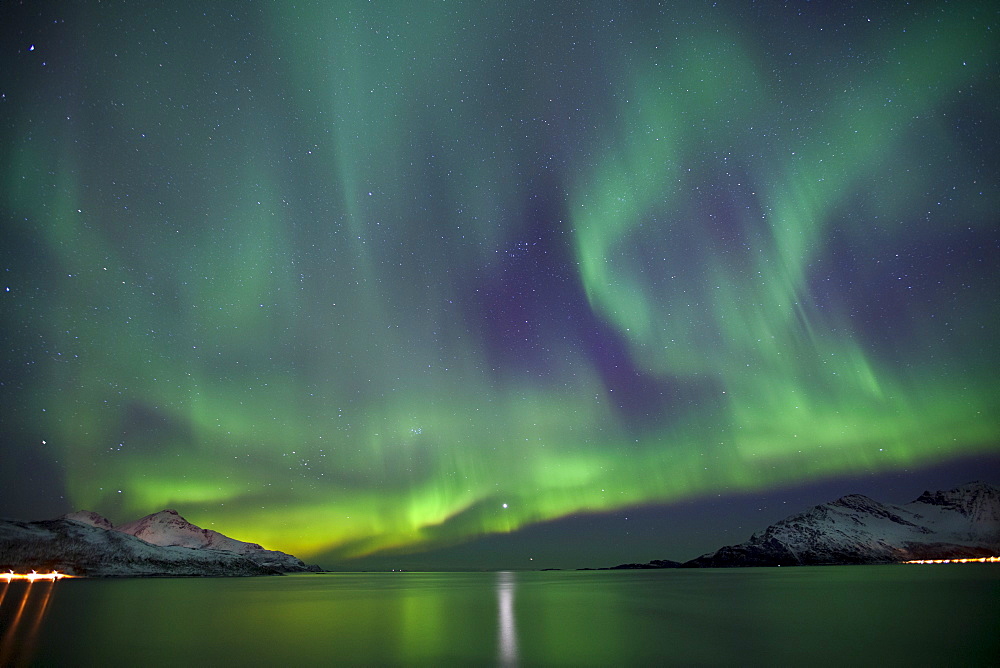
0, 579, 59, 666
11, 567, 1000, 666
496, 571, 518, 665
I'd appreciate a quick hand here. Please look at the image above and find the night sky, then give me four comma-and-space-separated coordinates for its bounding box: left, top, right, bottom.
2, 1, 998, 570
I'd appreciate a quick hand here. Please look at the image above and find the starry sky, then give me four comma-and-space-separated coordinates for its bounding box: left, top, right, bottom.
1, 1, 998, 570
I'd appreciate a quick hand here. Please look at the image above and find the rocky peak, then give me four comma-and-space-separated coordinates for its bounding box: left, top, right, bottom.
117, 510, 219, 549
685, 482, 1000, 567
63, 510, 115, 530
914, 481, 997, 508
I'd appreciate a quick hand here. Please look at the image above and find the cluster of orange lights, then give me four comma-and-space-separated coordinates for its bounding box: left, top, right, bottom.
902, 556, 1000, 565
1, 570, 71, 582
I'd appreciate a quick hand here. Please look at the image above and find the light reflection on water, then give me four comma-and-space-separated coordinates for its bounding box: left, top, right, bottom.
11, 567, 1000, 666
496, 571, 518, 665
0, 579, 59, 666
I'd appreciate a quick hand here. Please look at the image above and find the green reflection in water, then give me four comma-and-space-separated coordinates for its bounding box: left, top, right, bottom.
21, 568, 1000, 666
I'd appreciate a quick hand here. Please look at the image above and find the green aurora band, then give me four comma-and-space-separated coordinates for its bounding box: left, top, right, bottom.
2, 2, 997, 561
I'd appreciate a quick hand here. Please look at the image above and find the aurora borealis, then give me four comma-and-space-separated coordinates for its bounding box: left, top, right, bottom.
2, 1, 998, 568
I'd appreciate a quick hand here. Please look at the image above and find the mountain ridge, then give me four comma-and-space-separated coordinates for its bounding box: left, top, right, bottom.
601, 482, 999, 569
683, 481, 999, 567
1, 508, 321, 577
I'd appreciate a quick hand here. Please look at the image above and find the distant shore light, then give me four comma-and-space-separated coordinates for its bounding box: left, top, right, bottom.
902, 556, 999, 565
2, 570, 71, 582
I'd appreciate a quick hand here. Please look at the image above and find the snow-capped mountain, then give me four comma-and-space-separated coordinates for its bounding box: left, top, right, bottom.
0, 510, 321, 577
686, 481, 1000, 567
113, 509, 309, 572
63, 510, 114, 530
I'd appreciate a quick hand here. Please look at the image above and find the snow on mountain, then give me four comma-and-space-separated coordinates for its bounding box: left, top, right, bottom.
686, 482, 1000, 567
0, 509, 320, 576
116, 510, 257, 551
115, 509, 313, 572
62, 510, 115, 530
0, 517, 283, 576
909, 481, 1000, 542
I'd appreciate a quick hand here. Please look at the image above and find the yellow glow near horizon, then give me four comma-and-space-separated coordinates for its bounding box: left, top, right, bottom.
1, 571, 72, 582
902, 557, 999, 565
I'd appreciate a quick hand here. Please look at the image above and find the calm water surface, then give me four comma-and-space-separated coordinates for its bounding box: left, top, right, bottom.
2, 566, 997, 666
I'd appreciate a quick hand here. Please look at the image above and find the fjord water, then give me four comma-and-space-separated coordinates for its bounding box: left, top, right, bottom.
5, 567, 997, 666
